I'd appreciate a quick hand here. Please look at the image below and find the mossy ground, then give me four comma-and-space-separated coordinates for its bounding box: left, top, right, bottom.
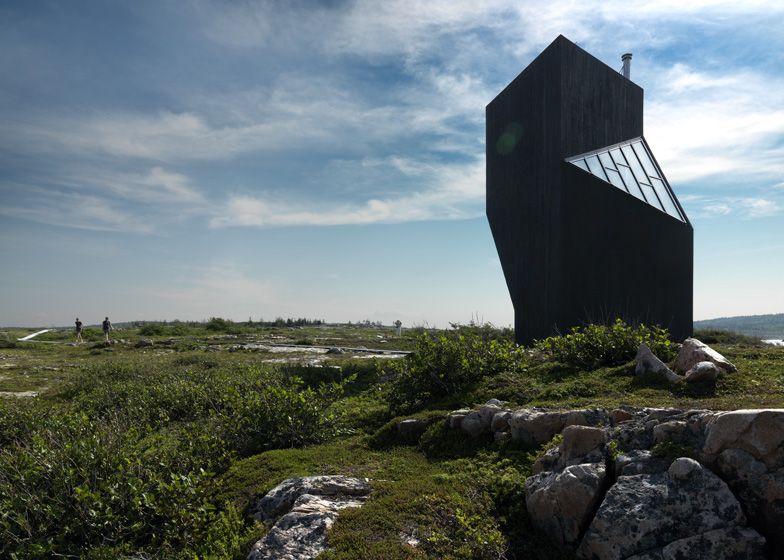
0, 324, 782, 558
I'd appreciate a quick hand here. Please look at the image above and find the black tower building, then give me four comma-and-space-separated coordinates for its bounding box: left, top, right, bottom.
486, 35, 693, 345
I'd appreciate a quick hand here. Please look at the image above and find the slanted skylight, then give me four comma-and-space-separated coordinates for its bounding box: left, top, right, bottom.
566, 137, 686, 222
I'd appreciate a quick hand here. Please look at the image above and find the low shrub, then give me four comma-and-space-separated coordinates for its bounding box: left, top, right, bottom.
535, 319, 674, 370
0, 362, 346, 558
138, 323, 166, 336
385, 328, 526, 415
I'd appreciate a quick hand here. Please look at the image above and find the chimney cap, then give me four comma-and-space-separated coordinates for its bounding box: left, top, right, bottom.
622, 52, 633, 60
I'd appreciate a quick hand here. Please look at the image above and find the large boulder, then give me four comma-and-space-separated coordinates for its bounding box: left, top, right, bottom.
674, 338, 736, 373
576, 458, 749, 560
635, 344, 681, 383
525, 463, 607, 546
702, 409, 784, 469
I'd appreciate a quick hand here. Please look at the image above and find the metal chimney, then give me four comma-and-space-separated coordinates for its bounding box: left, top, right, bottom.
622, 53, 632, 79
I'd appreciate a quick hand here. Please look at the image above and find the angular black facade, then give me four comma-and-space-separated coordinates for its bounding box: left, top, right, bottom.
486, 35, 693, 344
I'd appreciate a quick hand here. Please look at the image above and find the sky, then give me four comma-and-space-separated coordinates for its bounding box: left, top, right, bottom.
1, 0, 783, 328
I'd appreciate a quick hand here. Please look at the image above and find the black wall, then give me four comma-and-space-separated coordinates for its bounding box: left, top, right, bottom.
486, 35, 693, 344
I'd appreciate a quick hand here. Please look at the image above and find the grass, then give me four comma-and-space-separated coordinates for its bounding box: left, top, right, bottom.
0, 323, 782, 558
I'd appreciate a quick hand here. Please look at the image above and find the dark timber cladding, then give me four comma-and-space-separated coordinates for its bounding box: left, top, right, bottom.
486, 35, 693, 344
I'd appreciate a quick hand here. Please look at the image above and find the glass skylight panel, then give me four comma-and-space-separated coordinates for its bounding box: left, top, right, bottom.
572, 158, 589, 172
585, 155, 607, 181
565, 137, 685, 222
632, 142, 659, 178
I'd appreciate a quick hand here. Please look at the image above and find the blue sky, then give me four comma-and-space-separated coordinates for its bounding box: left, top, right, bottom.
1, 0, 783, 328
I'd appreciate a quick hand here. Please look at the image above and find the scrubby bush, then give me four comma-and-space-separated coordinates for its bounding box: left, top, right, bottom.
0, 362, 345, 558
535, 319, 674, 370
386, 328, 526, 415
138, 323, 166, 336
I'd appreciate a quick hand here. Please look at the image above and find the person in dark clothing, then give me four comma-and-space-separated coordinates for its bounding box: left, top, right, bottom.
102, 317, 112, 341
75, 318, 83, 344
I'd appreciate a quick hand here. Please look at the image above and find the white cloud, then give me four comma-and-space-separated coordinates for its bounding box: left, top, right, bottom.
210, 156, 485, 228
645, 65, 784, 185
682, 195, 781, 219
0, 185, 154, 233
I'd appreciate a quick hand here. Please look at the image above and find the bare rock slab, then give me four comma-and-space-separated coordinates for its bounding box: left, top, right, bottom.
675, 338, 737, 373
576, 458, 748, 560
249, 476, 371, 560
254, 475, 370, 522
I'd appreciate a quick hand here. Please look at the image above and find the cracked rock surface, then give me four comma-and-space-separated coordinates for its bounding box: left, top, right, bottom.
248, 476, 371, 560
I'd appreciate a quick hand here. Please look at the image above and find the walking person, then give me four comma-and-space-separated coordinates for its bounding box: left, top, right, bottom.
75, 317, 83, 344
102, 316, 112, 342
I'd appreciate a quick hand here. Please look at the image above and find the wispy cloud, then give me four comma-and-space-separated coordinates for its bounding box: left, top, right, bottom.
681, 194, 782, 219
0, 185, 154, 233
210, 156, 485, 228
646, 65, 784, 184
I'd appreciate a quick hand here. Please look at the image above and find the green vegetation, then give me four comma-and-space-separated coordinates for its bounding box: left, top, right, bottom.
535, 319, 674, 370
0, 321, 781, 558
385, 324, 525, 414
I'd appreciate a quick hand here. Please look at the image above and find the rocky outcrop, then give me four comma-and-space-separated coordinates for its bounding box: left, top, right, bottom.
443, 403, 783, 558
675, 338, 737, 373
248, 476, 371, 560
577, 458, 751, 559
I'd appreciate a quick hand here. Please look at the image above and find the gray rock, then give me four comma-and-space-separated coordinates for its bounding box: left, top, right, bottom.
643, 408, 684, 422
702, 409, 784, 469
525, 463, 607, 546
509, 408, 608, 445
610, 408, 634, 424
485, 398, 506, 407
532, 445, 561, 475
652, 421, 689, 445
325, 347, 345, 355
460, 411, 485, 438
625, 526, 766, 560
667, 457, 702, 480
248, 494, 365, 560
675, 338, 736, 373
614, 450, 670, 476
448, 409, 470, 429
684, 360, 720, 383
135, 339, 153, 348
491, 411, 512, 432
635, 344, 682, 383
255, 475, 370, 522
510, 409, 565, 445
560, 425, 606, 465
478, 404, 501, 430
717, 448, 784, 553
577, 460, 746, 560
